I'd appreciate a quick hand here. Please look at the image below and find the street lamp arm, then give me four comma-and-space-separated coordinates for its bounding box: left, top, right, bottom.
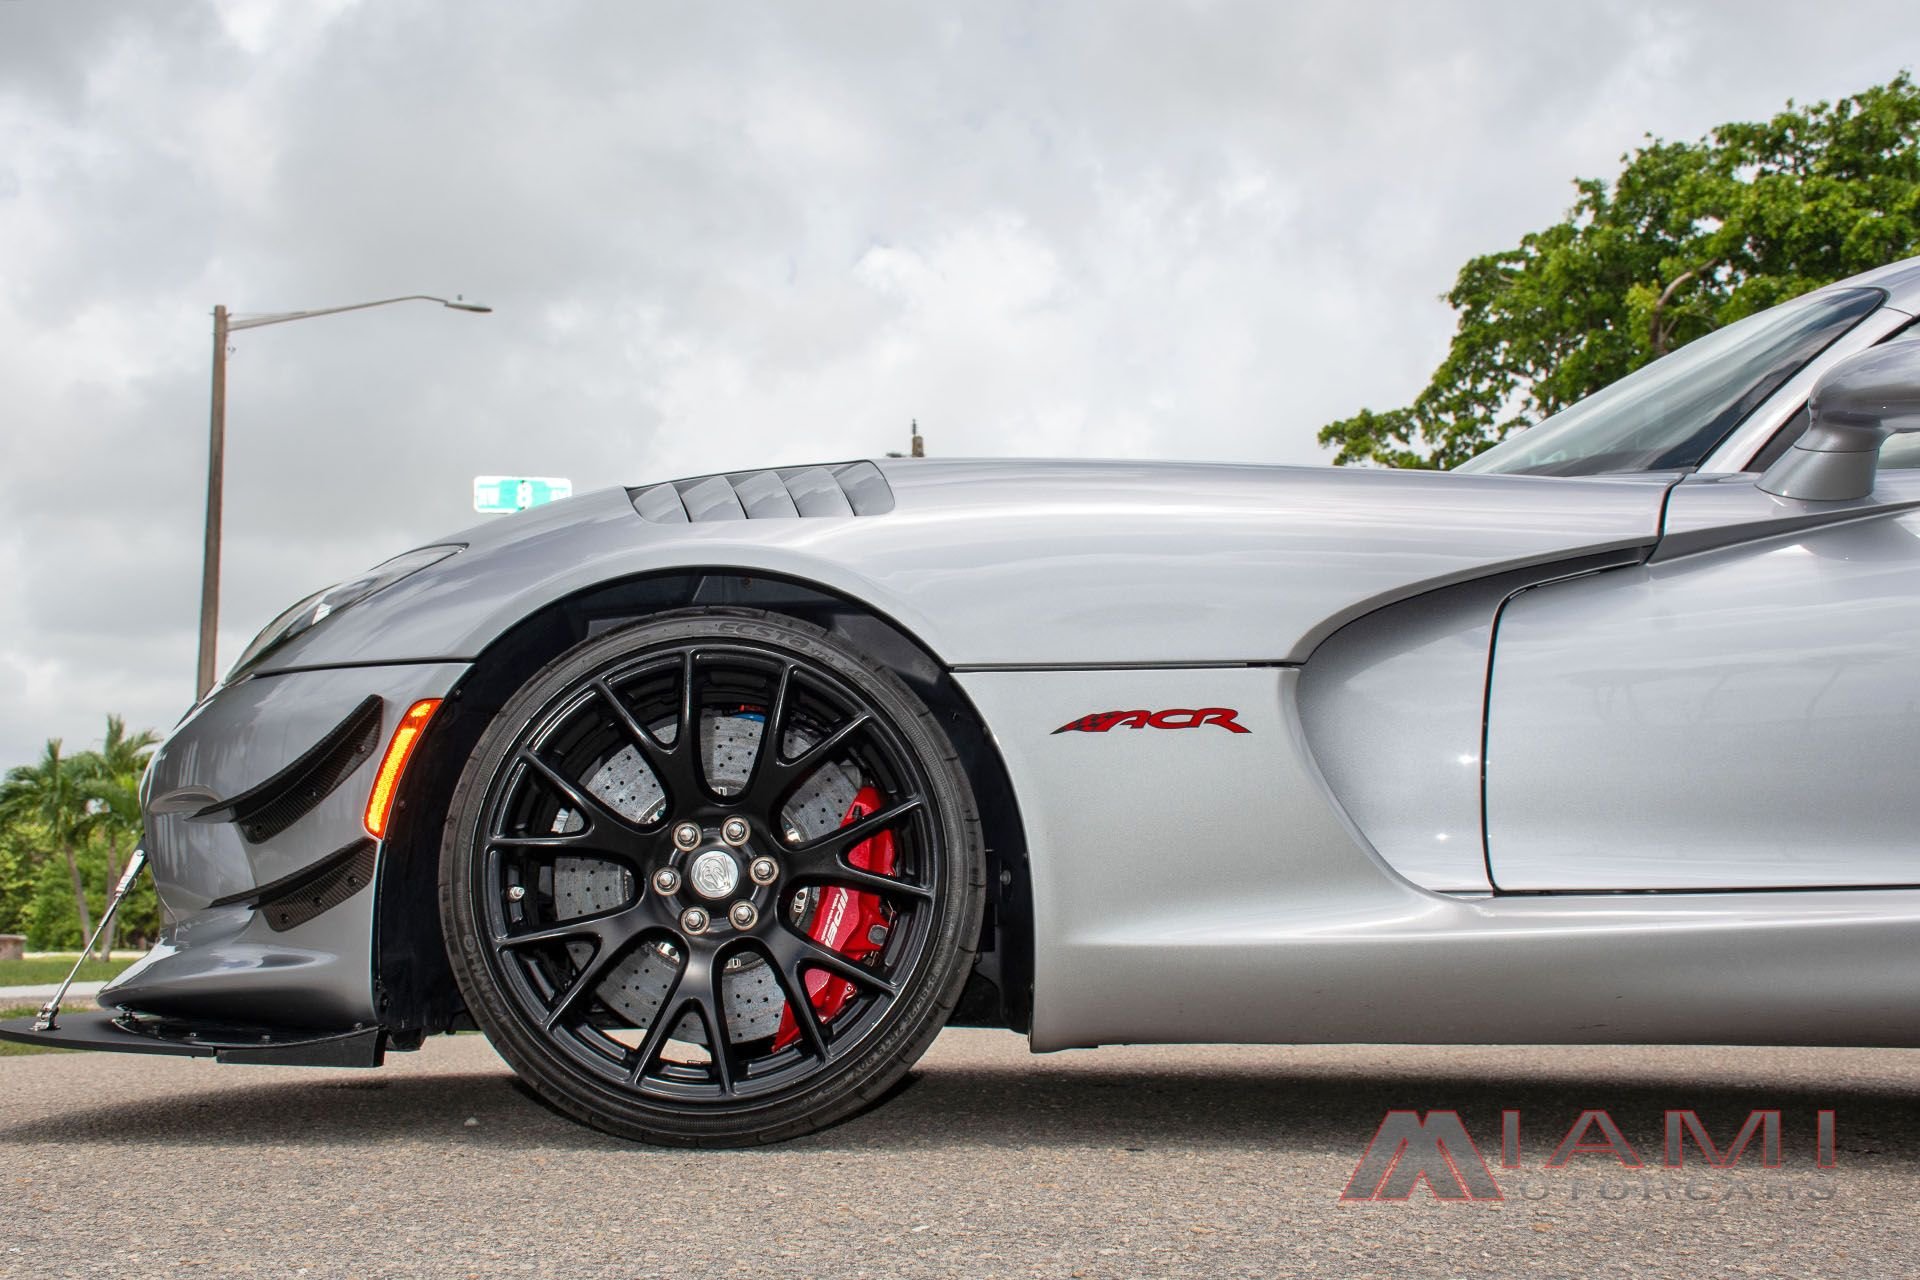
194, 290, 490, 698
228, 294, 491, 331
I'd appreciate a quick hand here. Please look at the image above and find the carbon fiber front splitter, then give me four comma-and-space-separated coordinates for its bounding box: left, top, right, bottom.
0, 1010, 387, 1067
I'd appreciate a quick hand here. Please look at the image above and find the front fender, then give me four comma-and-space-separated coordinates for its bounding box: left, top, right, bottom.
254, 460, 1675, 673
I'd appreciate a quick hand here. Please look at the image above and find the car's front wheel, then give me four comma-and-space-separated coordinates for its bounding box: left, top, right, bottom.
439, 610, 985, 1146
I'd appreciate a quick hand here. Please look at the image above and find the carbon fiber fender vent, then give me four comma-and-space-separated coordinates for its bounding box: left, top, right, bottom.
628, 461, 895, 523
193, 696, 383, 843
218, 838, 379, 933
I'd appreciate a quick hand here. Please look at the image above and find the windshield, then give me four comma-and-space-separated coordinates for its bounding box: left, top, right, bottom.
1455, 286, 1883, 476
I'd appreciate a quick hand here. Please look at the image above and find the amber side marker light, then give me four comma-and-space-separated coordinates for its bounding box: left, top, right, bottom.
365, 698, 441, 838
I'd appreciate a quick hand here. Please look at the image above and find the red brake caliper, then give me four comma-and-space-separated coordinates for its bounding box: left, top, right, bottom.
773, 785, 895, 1049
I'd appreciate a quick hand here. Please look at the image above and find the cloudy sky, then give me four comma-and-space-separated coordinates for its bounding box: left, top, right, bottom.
1, 0, 1916, 765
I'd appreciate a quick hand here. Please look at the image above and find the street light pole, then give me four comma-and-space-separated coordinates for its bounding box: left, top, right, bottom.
195, 305, 230, 699
194, 294, 491, 698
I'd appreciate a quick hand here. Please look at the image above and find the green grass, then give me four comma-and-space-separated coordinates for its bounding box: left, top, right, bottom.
0, 1005, 68, 1055
0, 955, 139, 987
0, 957, 142, 1055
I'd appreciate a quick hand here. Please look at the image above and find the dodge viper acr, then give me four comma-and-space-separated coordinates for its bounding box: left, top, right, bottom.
11, 255, 1920, 1146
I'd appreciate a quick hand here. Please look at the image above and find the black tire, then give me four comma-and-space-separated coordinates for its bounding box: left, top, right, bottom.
439, 609, 985, 1146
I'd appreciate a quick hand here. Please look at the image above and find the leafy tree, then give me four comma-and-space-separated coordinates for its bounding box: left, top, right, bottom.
75, 716, 159, 956
0, 717, 160, 956
0, 740, 98, 951
1319, 74, 1920, 470
0, 821, 43, 938
26, 853, 92, 950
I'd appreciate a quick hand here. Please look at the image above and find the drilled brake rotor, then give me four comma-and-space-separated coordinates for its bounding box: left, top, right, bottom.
550, 710, 857, 1042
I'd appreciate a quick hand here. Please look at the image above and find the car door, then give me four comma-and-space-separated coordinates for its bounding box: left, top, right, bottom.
1483, 470, 1920, 890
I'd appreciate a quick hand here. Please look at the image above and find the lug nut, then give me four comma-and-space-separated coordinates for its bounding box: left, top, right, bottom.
652, 868, 682, 894
748, 857, 779, 885
506, 884, 526, 902
721, 817, 751, 846
681, 907, 710, 933
729, 901, 759, 929
672, 822, 702, 851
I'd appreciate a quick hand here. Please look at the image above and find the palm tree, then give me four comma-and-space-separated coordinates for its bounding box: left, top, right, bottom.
77, 716, 158, 958
0, 739, 96, 951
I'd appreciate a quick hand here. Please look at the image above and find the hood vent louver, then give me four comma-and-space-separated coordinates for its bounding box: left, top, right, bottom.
629, 462, 894, 523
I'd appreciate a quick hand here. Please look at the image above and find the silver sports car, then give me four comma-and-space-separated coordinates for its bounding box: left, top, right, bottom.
9, 256, 1920, 1146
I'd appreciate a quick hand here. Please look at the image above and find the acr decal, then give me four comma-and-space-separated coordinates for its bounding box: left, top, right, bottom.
1051, 708, 1250, 735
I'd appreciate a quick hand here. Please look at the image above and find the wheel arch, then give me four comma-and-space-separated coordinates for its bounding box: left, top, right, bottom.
372, 567, 1033, 1040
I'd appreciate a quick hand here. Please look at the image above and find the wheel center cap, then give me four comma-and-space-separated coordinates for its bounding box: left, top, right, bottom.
688, 849, 741, 900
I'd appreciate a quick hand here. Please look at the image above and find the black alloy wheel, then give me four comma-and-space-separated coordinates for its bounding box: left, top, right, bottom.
440, 610, 985, 1145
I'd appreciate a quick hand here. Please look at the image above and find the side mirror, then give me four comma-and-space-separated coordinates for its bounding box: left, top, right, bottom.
1758, 337, 1920, 501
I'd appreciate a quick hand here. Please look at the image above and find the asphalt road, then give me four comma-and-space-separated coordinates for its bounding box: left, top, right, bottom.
3, 1030, 1917, 1278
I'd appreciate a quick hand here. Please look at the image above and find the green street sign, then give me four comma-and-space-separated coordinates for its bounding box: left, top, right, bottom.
473, 475, 573, 514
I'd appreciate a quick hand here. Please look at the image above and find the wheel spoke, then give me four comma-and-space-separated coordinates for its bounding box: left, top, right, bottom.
794, 796, 924, 860
518, 752, 618, 830
786, 797, 932, 902
658, 650, 725, 801
759, 938, 830, 1060
625, 963, 688, 1084
592, 678, 701, 811
751, 711, 871, 806
495, 902, 638, 952
681, 947, 739, 1093
591, 677, 673, 774
772, 926, 898, 996
741, 661, 795, 800
542, 929, 637, 1032
790, 855, 933, 904
510, 750, 656, 864
489, 823, 643, 869
677, 650, 697, 755
488, 830, 596, 851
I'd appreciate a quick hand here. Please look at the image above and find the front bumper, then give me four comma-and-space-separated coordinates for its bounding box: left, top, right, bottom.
100, 661, 468, 1030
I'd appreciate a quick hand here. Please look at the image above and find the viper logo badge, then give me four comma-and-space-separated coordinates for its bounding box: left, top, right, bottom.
1051, 708, 1250, 734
